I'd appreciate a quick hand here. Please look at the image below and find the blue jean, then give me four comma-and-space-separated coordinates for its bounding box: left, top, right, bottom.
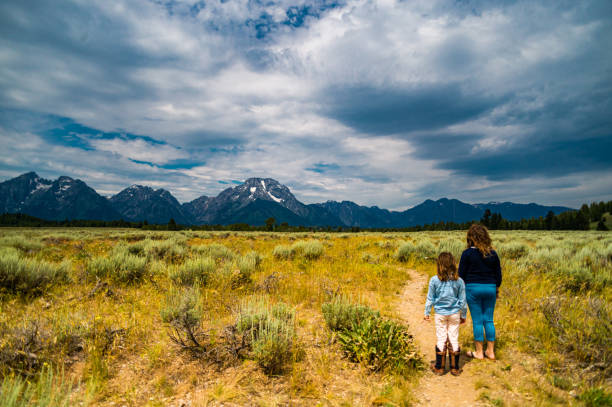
466, 284, 497, 342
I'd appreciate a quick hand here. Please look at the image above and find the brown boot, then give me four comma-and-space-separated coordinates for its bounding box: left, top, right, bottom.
450, 347, 462, 376
430, 345, 446, 375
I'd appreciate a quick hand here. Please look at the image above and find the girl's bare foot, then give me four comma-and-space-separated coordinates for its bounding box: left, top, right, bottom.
484, 351, 496, 360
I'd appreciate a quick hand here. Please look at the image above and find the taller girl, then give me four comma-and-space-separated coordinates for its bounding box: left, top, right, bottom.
459, 224, 502, 360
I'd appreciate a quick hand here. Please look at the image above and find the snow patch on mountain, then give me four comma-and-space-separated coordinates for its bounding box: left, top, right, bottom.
33, 182, 51, 192
268, 191, 282, 203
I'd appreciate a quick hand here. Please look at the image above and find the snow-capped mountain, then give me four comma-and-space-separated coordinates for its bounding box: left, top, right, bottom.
0, 172, 574, 227
183, 178, 310, 224
0, 172, 52, 213
0, 172, 120, 221
110, 185, 191, 224
217, 178, 308, 216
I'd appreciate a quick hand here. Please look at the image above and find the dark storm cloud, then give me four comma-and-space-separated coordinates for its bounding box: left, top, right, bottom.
442, 135, 612, 180
0, 1, 161, 106
409, 133, 482, 159
321, 84, 503, 135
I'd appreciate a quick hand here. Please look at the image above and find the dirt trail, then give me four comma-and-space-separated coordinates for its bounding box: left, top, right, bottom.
397, 269, 483, 407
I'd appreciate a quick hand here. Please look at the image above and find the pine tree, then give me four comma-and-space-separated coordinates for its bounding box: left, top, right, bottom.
168, 218, 178, 230
265, 217, 276, 231
545, 211, 554, 230
481, 209, 492, 227
597, 216, 609, 231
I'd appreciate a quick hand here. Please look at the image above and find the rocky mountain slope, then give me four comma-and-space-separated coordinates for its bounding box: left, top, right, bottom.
110, 185, 191, 224
0, 172, 121, 221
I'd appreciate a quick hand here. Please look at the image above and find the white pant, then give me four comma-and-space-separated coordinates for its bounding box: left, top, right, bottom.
435, 312, 461, 352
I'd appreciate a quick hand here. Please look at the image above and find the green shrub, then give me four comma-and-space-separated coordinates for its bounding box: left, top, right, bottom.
0, 252, 70, 294
243, 250, 263, 267
142, 239, 186, 262
234, 252, 261, 286
415, 240, 436, 260
169, 257, 215, 286
192, 244, 234, 261
272, 245, 292, 260
251, 318, 294, 375
0, 236, 43, 253
521, 248, 567, 273
126, 240, 146, 256
336, 316, 421, 374
291, 240, 324, 260
236, 254, 257, 276
497, 242, 529, 259
536, 237, 561, 250
0, 366, 73, 407
361, 252, 378, 263
270, 302, 294, 322
438, 239, 464, 260
160, 287, 203, 348
574, 246, 609, 270
321, 296, 379, 332
236, 297, 296, 375
395, 242, 416, 262
376, 240, 397, 249
322, 297, 421, 374
236, 297, 270, 333
87, 251, 147, 283
553, 265, 595, 292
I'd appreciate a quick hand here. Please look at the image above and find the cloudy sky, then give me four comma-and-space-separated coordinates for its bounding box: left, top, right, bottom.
1, 0, 611, 209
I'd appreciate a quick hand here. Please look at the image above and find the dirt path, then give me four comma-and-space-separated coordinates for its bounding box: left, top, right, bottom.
397, 269, 483, 407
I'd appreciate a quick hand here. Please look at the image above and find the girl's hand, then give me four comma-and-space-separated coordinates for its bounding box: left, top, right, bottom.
423, 315, 430, 322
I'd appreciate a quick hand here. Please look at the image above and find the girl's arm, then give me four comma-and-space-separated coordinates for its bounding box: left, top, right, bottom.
458, 250, 469, 281
424, 277, 437, 316
458, 279, 467, 319
494, 252, 502, 287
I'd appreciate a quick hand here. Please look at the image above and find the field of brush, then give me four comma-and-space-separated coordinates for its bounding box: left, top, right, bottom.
0, 228, 610, 406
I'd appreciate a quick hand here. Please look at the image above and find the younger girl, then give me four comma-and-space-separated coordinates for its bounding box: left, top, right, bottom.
424, 252, 467, 376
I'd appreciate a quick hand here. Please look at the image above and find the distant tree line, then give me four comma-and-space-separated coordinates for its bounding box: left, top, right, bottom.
0, 213, 141, 228
478, 200, 611, 231
1, 200, 610, 231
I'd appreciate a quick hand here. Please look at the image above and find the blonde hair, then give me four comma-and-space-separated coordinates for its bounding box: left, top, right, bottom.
437, 252, 458, 281
467, 223, 493, 257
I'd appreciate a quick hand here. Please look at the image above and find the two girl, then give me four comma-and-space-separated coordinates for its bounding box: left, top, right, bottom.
424, 224, 502, 375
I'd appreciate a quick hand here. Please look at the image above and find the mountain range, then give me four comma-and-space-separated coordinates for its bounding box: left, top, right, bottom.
0, 172, 572, 228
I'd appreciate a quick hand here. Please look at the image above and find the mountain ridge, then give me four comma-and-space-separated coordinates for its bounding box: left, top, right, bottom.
0, 172, 574, 227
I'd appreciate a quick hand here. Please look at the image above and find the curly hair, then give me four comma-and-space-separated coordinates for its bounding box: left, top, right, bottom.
467, 223, 493, 257
437, 252, 458, 281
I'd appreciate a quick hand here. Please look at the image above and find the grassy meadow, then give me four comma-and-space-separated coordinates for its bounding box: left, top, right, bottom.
0, 228, 610, 406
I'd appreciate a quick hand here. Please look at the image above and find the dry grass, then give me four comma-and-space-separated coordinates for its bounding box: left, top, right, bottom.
0, 228, 609, 405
